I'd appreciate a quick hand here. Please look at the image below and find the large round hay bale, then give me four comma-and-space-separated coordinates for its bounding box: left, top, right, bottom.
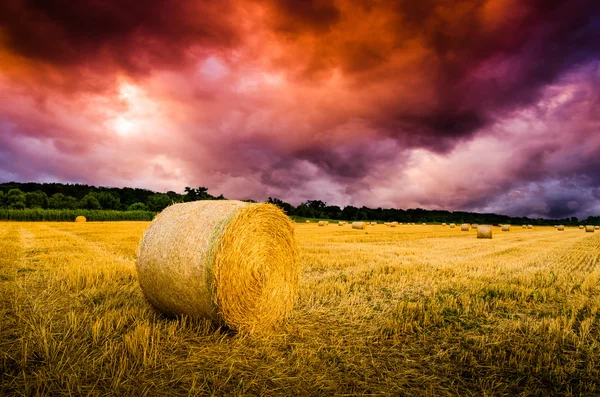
352, 222, 367, 229
75, 215, 87, 223
595, 226, 599, 230
318, 221, 327, 226
449, 223, 456, 228
389, 221, 398, 228
371, 222, 377, 226
585, 225, 594, 233
527, 225, 533, 229
471, 224, 478, 228
305, 220, 310, 223
442, 223, 446, 226
338, 222, 345, 226
461, 224, 470, 231
579, 225, 584, 229
136, 200, 298, 333
502, 225, 511, 232
477, 225, 492, 239
522, 225, 527, 229
558, 225, 565, 231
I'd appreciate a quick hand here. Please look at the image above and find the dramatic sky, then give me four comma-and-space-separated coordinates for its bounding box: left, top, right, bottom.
1, 0, 599, 218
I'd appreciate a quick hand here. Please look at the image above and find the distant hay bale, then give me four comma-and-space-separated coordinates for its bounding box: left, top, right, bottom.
522, 225, 527, 229
442, 223, 446, 226
75, 215, 87, 223
389, 221, 398, 228
136, 200, 298, 333
352, 222, 367, 229
318, 221, 327, 226
595, 226, 599, 230
422, 223, 426, 226
554, 225, 558, 228
449, 223, 456, 228
471, 224, 478, 228
305, 220, 310, 223
461, 224, 470, 231
477, 225, 492, 239
586, 225, 594, 233
371, 222, 377, 226
527, 225, 533, 229
338, 222, 345, 226
579, 225, 584, 229
558, 225, 565, 231
502, 225, 511, 232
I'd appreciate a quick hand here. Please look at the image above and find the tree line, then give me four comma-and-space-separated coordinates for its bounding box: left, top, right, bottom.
0, 182, 595, 225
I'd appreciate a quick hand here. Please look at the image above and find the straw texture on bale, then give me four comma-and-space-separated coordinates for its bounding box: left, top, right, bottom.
136, 200, 298, 333
461, 224, 470, 231
527, 225, 533, 229
477, 225, 492, 239
558, 225, 565, 231
502, 225, 511, 232
449, 223, 456, 228
352, 222, 367, 229
75, 215, 87, 223
586, 225, 595, 233
318, 221, 327, 226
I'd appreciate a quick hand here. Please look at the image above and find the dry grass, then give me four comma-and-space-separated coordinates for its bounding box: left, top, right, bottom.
1, 222, 600, 395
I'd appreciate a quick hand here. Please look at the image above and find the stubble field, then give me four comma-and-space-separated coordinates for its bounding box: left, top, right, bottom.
1, 222, 599, 396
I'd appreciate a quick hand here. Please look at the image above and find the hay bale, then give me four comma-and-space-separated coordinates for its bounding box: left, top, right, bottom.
318, 221, 327, 226
449, 223, 456, 228
305, 220, 310, 223
502, 225, 511, 232
558, 225, 565, 231
461, 224, 470, 231
579, 225, 584, 229
471, 224, 478, 228
586, 225, 594, 233
527, 225, 533, 229
136, 200, 298, 333
75, 215, 87, 223
422, 223, 426, 226
338, 222, 345, 226
352, 222, 367, 229
554, 225, 558, 228
477, 225, 492, 239
522, 225, 527, 229
595, 226, 599, 230
389, 221, 398, 227
371, 222, 377, 226
442, 223, 446, 226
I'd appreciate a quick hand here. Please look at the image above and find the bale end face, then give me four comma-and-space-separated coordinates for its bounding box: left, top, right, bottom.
318, 221, 327, 226
477, 225, 492, 239
136, 200, 298, 333
75, 216, 87, 222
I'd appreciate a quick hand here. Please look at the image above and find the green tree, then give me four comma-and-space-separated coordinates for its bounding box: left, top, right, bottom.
96, 192, 120, 210
6, 189, 26, 209
147, 194, 171, 211
0, 191, 4, 208
25, 190, 49, 209
79, 193, 101, 210
48, 193, 78, 209
127, 202, 148, 211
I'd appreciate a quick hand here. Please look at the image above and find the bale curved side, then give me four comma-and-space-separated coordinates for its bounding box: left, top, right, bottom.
502, 225, 511, 232
558, 225, 564, 231
449, 223, 456, 228
75, 215, 87, 223
461, 224, 469, 231
585, 225, 594, 233
136, 200, 298, 333
477, 225, 492, 239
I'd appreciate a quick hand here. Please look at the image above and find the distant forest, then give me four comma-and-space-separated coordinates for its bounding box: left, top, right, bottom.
0, 182, 597, 225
